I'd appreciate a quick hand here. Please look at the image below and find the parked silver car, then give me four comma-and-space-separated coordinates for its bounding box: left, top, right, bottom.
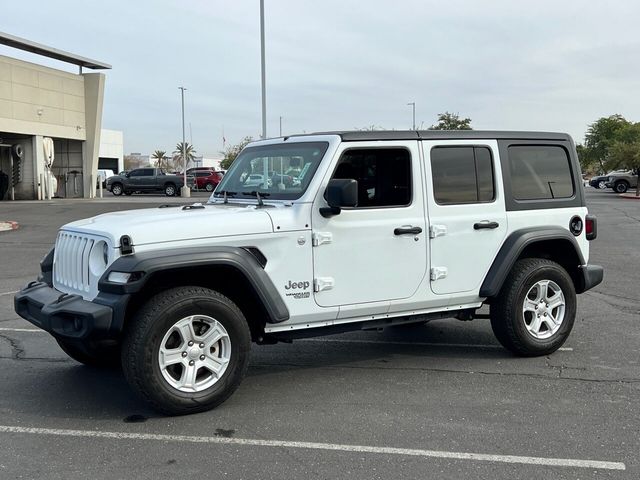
606, 170, 638, 193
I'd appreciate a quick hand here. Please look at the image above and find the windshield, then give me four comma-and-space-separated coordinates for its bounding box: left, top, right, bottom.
212, 142, 329, 200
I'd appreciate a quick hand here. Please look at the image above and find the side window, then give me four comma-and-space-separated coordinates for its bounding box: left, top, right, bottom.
431, 146, 495, 205
129, 169, 143, 177
142, 169, 155, 176
331, 148, 411, 208
508, 146, 574, 200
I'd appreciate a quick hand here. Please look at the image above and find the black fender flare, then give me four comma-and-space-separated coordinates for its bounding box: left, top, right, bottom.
98, 246, 289, 324
479, 227, 585, 298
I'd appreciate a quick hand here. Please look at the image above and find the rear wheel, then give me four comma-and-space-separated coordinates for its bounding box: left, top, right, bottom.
597, 180, 606, 189
56, 339, 121, 368
205, 183, 214, 192
111, 183, 123, 196
122, 286, 251, 415
490, 258, 576, 356
614, 181, 629, 193
165, 183, 176, 196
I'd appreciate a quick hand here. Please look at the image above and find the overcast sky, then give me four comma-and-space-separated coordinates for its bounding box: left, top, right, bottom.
2, 0, 639, 156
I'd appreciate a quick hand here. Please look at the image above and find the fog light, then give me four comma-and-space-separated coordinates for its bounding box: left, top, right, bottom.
108, 271, 132, 284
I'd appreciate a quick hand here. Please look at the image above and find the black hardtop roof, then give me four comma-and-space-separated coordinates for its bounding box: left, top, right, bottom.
302, 130, 572, 142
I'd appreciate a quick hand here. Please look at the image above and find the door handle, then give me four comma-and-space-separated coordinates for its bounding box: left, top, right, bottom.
394, 226, 423, 235
474, 221, 499, 230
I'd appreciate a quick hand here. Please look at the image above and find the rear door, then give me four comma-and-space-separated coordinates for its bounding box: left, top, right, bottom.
423, 140, 507, 295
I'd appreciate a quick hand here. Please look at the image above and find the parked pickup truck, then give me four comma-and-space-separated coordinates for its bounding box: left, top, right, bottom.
106, 168, 192, 196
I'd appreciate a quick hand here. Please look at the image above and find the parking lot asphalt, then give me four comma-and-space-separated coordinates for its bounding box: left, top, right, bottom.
0, 188, 638, 479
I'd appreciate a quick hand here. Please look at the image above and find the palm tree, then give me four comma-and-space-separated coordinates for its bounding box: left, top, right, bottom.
151, 150, 169, 170
173, 142, 197, 172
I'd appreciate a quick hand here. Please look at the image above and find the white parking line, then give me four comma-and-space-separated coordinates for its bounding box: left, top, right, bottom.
300, 338, 573, 351
0, 425, 624, 470
0, 290, 18, 296
0, 327, 45, 333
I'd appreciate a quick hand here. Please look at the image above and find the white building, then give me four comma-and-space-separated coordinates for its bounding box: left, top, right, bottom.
98, 129, 124, 174
0, 31, 110, 200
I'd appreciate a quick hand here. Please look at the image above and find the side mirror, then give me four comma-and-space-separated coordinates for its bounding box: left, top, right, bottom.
320, 179, 358, 218
125, 172, 130, 178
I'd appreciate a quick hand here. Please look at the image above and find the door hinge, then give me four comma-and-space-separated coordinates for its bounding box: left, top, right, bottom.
312, 232, 333, 246
430, 267, 448, 281
314, 277, 335, 292
429, 225, 447, 239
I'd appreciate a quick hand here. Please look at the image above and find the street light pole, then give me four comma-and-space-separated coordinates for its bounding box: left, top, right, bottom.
179, 86, 190, 197
260, 0, 267, 139
407, 102, 416, 130
279, 116, 282, 136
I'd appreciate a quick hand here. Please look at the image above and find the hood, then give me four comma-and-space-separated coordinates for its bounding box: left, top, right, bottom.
63, 204, 274, 247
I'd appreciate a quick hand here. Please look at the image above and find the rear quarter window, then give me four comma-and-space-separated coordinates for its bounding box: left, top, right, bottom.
508, 145, 574, 200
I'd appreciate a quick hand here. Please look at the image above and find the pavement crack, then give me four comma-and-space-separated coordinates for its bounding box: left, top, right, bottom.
611, 205, 640, 224
0, 333, 25, 360
251, 362, 640, 385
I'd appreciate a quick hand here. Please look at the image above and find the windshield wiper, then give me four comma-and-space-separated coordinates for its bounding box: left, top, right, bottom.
243, 190, 270, 207
215, 190, 237, 204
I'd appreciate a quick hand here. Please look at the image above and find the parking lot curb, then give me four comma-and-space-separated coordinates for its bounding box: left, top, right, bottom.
0, 221, 19, 232
620, 193, 640, 200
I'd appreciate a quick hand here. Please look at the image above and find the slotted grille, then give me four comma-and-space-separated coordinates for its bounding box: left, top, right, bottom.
53, 232, 96, 295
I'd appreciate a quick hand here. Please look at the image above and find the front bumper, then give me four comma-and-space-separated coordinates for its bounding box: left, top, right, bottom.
14, 282, 115, 340
577, 264, 604, 293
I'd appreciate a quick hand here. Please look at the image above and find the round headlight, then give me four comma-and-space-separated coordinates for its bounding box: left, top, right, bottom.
89, 240, 109, 276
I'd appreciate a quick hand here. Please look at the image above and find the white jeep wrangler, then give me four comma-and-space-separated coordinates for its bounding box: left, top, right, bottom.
15, 130, 603, 415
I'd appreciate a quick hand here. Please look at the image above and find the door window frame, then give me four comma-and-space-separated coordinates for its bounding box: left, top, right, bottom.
429, 144, 497, 206
326, 146, 414, 210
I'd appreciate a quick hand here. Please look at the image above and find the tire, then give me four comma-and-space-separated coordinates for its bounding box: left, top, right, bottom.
597, 180, 606, 189
490, 258, 576, 357
205, 183, 214, 192
111, 183, 123, 196
614, 181, 629, 193
121, 286, 251, 415
165, 183, 176, 196
56, 338, 121, 368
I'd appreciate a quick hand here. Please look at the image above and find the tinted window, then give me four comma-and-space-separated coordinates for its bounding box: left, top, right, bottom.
129, 169, 144, 177
431, 146, 495, 204
508, 146, 574, 200
331, 148, 411, 208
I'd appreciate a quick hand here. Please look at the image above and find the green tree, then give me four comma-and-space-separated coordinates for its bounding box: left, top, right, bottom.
606, 123, 640, 196
220, 136, 253, 170
583, 114, 631, 173
429, 111, 472, 130
151, 150, 169, 170
172, 142, 197, 171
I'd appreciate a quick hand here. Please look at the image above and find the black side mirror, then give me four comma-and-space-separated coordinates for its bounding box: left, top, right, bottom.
125, 172, 131, 178
320, 179, 358, 218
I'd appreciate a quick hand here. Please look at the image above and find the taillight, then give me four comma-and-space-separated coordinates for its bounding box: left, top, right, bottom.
585, 215, 597, 241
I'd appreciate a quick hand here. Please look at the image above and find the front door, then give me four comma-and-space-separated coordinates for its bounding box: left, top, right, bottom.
311, 141, 427, 307
423, 140, 507, 295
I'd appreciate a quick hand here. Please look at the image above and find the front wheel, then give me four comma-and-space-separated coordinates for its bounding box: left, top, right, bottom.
205, 183, 214, 192
121, 287, 251, 415
111, 183, 123, 196
490, 258, 576, 356
597, 180, 606, 189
